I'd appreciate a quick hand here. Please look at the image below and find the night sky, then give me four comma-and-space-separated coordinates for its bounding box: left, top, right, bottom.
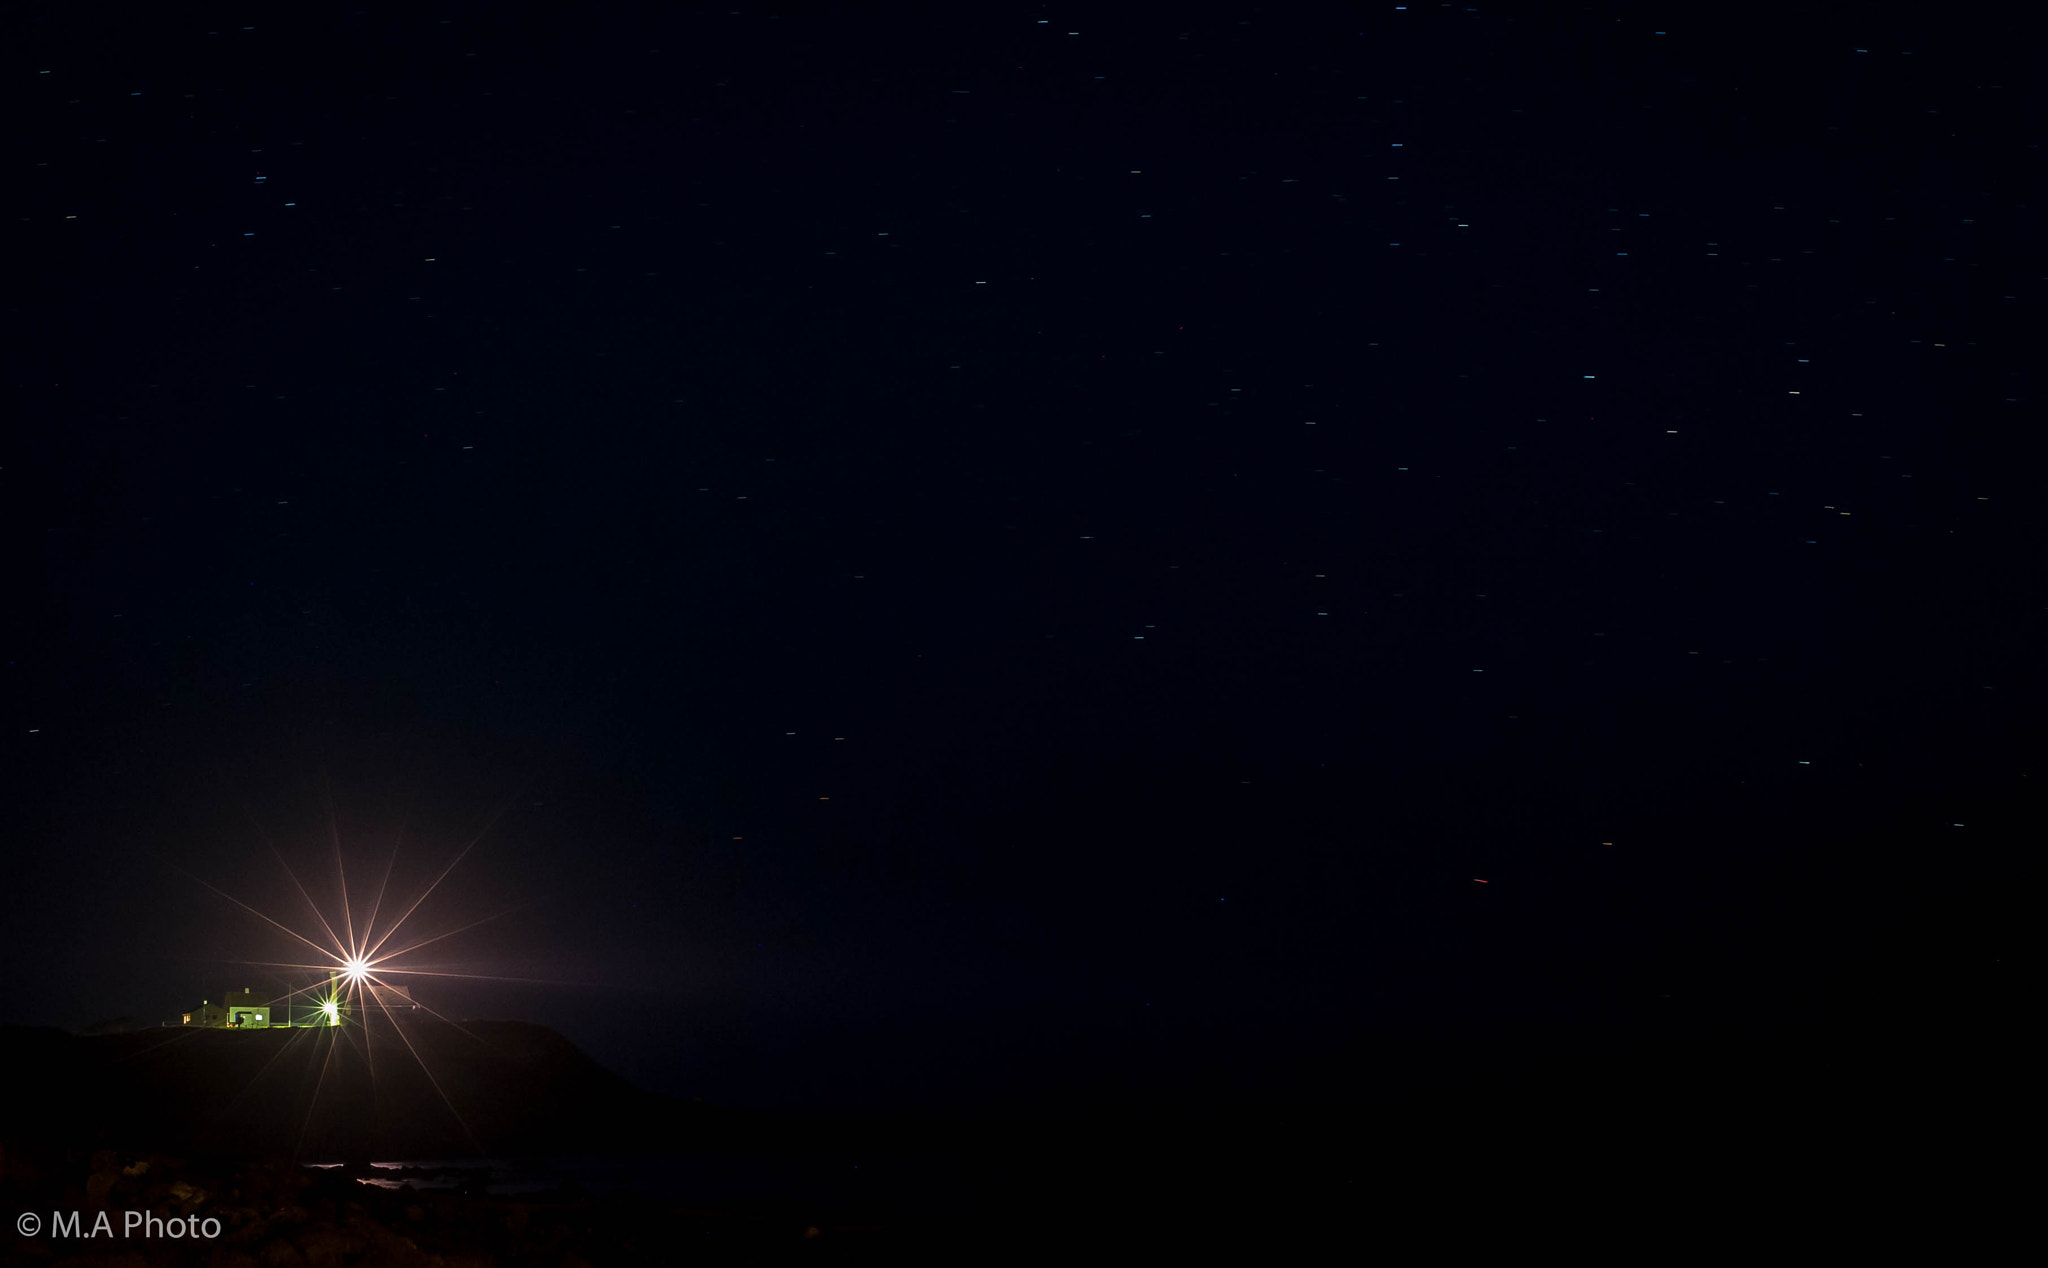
4, 2, 2035, 1119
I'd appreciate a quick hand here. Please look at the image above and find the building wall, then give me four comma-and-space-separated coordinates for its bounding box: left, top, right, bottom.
174, 989, 277, 1027
223, 988, 271, 1028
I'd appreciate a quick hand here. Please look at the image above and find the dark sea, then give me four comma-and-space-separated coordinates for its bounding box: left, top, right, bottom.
318, 1151, 1007, 1213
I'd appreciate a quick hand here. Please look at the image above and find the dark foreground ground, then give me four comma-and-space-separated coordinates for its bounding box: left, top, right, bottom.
2, 1144, 858, 1266
0, 1013, 2022, 1262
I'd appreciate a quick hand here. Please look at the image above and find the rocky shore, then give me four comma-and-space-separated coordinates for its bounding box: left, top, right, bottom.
1, 1142, 908, 1265
2, 1016, 1977, 1260
0, 1022, 957, 1263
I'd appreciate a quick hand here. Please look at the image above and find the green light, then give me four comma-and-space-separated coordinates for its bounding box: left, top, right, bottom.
321, 999, 340, 1026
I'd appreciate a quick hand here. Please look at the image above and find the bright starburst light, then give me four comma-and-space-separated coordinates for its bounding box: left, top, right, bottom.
167, 777, 563, 1157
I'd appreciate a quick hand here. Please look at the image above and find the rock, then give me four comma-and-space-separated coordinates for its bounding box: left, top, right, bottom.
85, 1168, 119, 1206
295, 1224, 366, 1267
168, 1179, 207, 1212
260, 1237, 309, 1268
